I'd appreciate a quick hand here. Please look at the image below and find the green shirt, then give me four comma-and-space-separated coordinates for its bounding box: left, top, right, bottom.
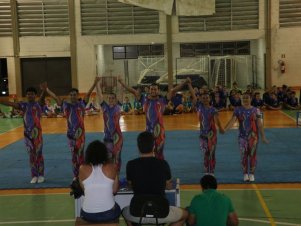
189, 189, 235, 226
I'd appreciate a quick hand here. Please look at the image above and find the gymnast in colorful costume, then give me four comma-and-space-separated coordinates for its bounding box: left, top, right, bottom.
118, 77, 189, 160
224, 92, 268, 182
46, 79, 97, 179
0, 85, 46, 183
189, 81, 224, 175
96, 78, 123, 172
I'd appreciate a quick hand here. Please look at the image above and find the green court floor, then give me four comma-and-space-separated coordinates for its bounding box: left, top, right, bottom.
282, 109, 299, 121
0, 104, 23, 134
0, 118, 22, 134
0, 189, 300, 226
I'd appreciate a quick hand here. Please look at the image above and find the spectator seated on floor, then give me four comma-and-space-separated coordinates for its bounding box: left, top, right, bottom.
10, 107, 23, 118
245, 85, 254, 97
229, 81, 242, 97
217, 85, 228, 106
43, 98, 57, 117
85, 98, 100, 116
265, 93, 282, 110
8, 97, 23, 118
262, 89, 271, 106
284, 91, 301, 110
183, 94, 193, 113
228, 91, 241, 110
164, 100, 175, 115
276, 87, 285, 104
251, 92, 265, 110
171, 92, 184, 114
133, 97, 143, 115
121, 96, 133, 115
141, 86, 149, 103
0, 108, 7, 118
211, 92, 226, 111
53, 102, 64, 117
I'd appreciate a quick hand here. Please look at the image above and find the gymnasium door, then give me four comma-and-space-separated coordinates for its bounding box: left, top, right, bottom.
21, 57, 71, 96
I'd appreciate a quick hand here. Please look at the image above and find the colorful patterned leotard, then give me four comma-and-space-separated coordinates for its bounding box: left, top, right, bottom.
63, 100, 86, 178
234, 106, 261, 174
101, 101, 123, 171
143, 97, 166, 160
19, 102, 44, 178
197, 103, 218, 174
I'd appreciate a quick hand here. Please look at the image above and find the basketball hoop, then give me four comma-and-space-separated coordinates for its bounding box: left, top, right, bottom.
100, 76, 117, 94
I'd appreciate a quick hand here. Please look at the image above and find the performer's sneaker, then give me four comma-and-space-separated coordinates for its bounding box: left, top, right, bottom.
243, 174, 250, 182
249, 174, 255, 182
30, 177, 38, 184
37, 176, 45, 183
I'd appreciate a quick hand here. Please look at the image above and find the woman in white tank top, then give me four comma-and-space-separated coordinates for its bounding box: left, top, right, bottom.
79, 140, 121, 223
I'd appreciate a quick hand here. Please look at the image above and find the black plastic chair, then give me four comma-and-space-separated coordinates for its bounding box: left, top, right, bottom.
130, 194, 170, 226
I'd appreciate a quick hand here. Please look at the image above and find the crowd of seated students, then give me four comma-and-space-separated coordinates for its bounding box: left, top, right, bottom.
164, 92, 184, 115
262, 85, 301, 110
41, 97, 102, 118
195, 82, 300, 112
0, 97, 23, 118
121, 82, 300, 115
1, 83, 300, 121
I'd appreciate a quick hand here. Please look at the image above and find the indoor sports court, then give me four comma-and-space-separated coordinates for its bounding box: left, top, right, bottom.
1, 0, 301, 226
0, 111, 301, 226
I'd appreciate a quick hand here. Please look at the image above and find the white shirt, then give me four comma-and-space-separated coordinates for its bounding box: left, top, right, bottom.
82, 164, 115, 213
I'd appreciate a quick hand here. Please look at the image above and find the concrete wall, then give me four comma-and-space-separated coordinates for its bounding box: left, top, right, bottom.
1, 1, 301, 96
268, 1, 301, 87
271, 27, 301, 87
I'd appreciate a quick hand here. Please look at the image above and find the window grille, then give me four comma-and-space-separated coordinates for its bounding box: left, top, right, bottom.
80, 0, 159, 35
280, 0, 301, 28
17, 0, 69, 36
0, 0, 12, 37
179, 0, 259, 32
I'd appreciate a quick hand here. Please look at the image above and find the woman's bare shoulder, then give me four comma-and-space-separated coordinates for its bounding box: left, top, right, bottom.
79, 164, 92, 181
102, 163, 117, 179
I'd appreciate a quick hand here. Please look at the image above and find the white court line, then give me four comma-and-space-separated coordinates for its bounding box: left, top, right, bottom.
279, 110, 297, 122
0, 218, 300, 225
182, 188, 301, 191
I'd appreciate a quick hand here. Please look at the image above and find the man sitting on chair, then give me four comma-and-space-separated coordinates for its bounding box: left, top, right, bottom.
122, 131, 188, 226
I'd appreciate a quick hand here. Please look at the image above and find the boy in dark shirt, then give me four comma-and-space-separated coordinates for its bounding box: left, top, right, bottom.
251, 92, 264, 109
